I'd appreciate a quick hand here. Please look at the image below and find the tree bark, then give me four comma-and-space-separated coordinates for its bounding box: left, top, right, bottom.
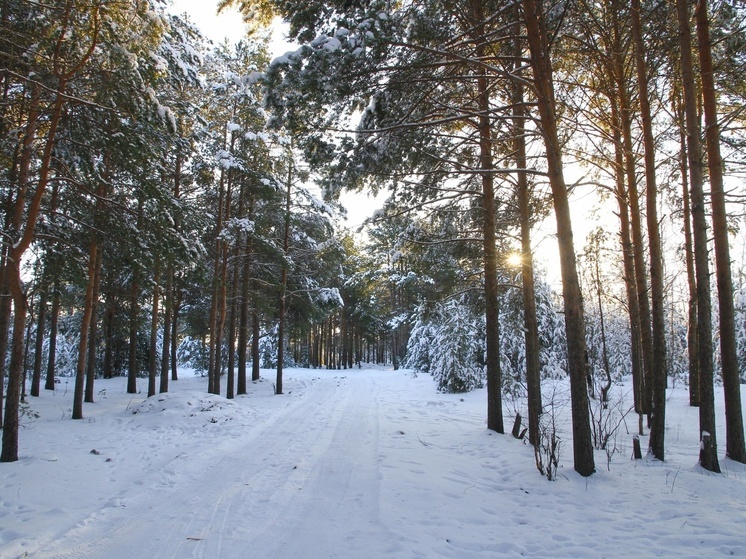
30, 289, 47, 397
160, 264, 173, 394
44, 281, 61, 390
277, 160, 292, 395
84, 246, 103, 404
0, 261, 10, 427
237, 197, 253, 396
522, 0, 595, 476
103, 295, 114, 379
694, 0, 746, 464
630, 0, 667, 461
226, 254, 239, 399
675, 0, 720, 472
252, 306, 261, 381
471, 0, 503, 434
1, 261, 28, 461
675, 90, 699, 408
610, 94, 645, 430
127, 276, 139, 395
73, 236, 98, 418
148, 262, 160, 398
513, 21, 541, 445
616, 57, 654, 419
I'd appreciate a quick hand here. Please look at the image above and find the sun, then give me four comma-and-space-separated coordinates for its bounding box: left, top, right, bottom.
506, 252, 523, 268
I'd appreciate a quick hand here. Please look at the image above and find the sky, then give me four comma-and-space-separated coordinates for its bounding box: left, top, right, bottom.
168, 0, 248, 46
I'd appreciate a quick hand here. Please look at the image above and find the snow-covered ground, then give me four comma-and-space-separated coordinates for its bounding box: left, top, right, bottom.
1, 367, 745, 558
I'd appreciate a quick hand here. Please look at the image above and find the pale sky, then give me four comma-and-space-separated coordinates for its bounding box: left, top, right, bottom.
168, 0, 298, 59
168, 0, 247, 45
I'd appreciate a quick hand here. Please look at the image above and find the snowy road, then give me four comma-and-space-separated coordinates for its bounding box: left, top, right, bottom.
28, 372, 397, 559
3, 367, 746, 559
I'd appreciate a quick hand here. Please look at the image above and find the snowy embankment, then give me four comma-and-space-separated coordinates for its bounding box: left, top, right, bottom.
1, 367, 745, 558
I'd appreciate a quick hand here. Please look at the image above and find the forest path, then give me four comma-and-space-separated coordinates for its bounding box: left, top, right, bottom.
29, 369, 398, 559
8, 367, 746, 559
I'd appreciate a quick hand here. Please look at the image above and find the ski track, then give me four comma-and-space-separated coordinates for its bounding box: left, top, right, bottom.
27, 372, 394, 559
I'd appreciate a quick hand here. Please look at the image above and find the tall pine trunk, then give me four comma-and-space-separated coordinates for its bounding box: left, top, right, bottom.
610, 93, 645, 432
74, 135, 102, 420
148, 262, 160, 398
44, 281, 61, 390
630, 0, 667, 461
513, 20, 541, 445
472, 0, 503, 433
675, 90, 699, 408
0, 260, 10, 427
171, 287, 180, 382
2, 261, 28, 461
252, 306, 261, 381
277, 162, 292, 395
694, 1, 746, 463
675, 0, 720, 472
84, 247, 103, 404
617, 66, 654, 419
236, 195, 252, 396
226, 254, 239, 400
30, 289, 47, 397
695, 1, 746, 463
160, 265, 173, 394
522, 0, 595, 476
127, 276, 139, 395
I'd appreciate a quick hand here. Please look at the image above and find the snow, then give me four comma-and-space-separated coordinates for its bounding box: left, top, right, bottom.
2, 367, 745, 558
323, 37, 342, 52
271, 48, 303, 66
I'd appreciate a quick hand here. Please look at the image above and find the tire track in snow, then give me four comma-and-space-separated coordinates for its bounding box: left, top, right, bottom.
248, 372, 396, 559
29, 372, 392, 559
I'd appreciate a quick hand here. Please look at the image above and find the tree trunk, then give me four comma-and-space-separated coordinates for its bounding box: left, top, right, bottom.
43, 179, 61, 390
673, 91, 699, 407
127, 277, 139, 395
208, 174, 225, 395
630, 0, 667, 461
471, 0, 502, 434
45, 281, 61, 390
252, 306, 261, 381
513, 23, 541, 446
84, 247, 103, 404
277, 159, 292, 395
171, 285, 180, 382
610, 94, 645, 429
522, 0, 595, 476
2, 86, 63, 459
237, 226, 251, 395
102, 296, 114, 379
1, 261, 28, 461
73, 224, 101, 419
617, 61, 654, 419
30, 289, 47, 397
694, 0, 746, 464
148, 261, 160, 398
675, 90, 699, 408
675, 0, 720, 473
0, 262, 10, 426
226, 254, 239, 400
160, 264, 173, 394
